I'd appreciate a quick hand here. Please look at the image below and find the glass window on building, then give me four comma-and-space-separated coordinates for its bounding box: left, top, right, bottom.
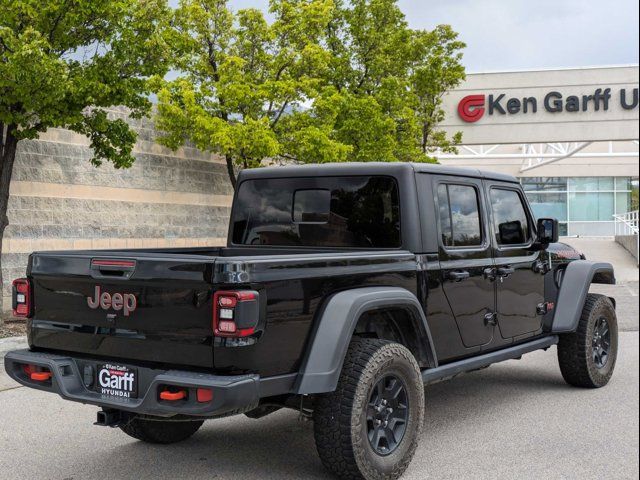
569, 192, 614, 221
568, 177, 615, 191
521, 177, 567, 192
616, 192, 632, 214
526, 193, 567, 221
521, 176, 634, 237
615, 177, 632, 191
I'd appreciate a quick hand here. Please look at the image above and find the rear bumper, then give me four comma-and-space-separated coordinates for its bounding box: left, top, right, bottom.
4, 349, 260, 418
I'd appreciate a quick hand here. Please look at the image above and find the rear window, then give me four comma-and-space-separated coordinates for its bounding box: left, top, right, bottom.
231, 176, 401, 248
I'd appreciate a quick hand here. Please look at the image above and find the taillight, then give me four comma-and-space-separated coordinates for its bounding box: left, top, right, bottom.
213, 290, 259, 338
12, 278, 32, 318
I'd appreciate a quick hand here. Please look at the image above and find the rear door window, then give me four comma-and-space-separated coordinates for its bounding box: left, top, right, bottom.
436, 184, 483, 247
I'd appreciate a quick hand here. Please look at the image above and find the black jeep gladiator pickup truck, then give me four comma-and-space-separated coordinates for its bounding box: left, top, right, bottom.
6, 163, 618, 480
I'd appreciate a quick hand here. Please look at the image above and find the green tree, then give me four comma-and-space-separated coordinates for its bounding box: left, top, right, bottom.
315, 0, 466, 161
155, 0, 466, 186
0, 0, 170, 309
411, 25, 466, 155
154, 0, 348, 187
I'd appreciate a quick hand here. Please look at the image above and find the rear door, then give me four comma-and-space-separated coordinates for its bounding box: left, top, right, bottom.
434, 176, 496, 348
484, 182, 545, 339
28, 252, 216, 368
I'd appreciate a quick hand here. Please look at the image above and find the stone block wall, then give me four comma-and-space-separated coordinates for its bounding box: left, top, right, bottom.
2, 109, 234, 319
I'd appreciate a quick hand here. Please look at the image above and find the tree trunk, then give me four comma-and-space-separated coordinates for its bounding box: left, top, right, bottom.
421, 122, 429, 154
225, 154, 237, 189
0, 124, 18, 318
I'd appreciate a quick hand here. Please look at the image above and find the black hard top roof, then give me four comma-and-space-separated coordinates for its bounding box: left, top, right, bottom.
238, 162, 519, 184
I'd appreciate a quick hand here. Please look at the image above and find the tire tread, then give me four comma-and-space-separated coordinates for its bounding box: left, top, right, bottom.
314, 338, 423, 480
557, 293, 617, 388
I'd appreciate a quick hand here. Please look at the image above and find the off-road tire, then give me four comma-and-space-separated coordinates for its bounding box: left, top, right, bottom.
120, 416, 204, 444
557, 293, 618, 388
313, 338, 424, 480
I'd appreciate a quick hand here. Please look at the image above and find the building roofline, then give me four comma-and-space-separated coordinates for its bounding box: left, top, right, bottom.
466, 64, 640, 76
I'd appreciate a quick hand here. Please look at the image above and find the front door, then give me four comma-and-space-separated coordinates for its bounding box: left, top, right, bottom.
485, 182, 545, 339
435, 176, 496, 348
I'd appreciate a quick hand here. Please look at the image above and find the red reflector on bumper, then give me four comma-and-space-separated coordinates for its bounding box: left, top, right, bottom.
30, 371, 52, 382
196, 388, 213, 403
160, 390, 186, 401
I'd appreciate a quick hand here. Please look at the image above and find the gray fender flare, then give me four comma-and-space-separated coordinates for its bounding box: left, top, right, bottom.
294, 286, 437, 395
552, 261, 616, 333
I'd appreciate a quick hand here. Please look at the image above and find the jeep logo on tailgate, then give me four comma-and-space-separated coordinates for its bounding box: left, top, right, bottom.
87, 286, 137, 316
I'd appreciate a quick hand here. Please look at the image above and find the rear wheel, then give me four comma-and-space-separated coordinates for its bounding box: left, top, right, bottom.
313, 338, 424, 480
557, 293, 618, 388
120, 416, 204, 444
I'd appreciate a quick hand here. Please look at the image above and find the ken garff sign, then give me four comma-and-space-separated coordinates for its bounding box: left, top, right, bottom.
438, 66, 639, 144
458, 87, 639, 123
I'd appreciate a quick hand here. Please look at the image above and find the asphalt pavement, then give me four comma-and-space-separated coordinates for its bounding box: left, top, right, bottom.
0, 332, 637, 480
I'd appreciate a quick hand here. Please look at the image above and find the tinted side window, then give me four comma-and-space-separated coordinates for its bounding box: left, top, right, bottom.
490, 188, 531, 245
231, 176, 400, 248
437, 184, 482, 247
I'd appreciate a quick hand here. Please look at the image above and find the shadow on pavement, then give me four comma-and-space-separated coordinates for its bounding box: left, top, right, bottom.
79, 353, 570, 479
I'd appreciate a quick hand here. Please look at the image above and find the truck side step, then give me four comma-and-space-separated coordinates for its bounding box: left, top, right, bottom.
422, 336, 559, 385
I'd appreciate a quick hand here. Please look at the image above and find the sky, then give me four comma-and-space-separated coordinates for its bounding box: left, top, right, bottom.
225, 0, 640, 72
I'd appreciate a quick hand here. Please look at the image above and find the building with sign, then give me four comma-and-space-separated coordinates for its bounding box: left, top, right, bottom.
436, 65, 639, 237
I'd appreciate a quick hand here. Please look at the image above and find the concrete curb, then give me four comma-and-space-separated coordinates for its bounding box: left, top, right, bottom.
0, 336, 28, 357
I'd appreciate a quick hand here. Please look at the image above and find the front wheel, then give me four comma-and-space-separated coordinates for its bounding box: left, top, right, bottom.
557, 293, 618, 388
313, 338, 424, 480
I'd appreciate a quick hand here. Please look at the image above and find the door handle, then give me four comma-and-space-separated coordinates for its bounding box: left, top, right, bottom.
448, 270, 470, 282
484, 312, 498, 326
483, 267, 497, 281
497, 266, 515, 278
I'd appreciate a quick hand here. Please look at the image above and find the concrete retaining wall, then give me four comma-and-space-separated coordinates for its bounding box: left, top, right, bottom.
615, 234, 639, 266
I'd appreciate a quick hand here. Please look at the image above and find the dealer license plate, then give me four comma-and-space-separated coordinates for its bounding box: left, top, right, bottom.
95, 363, 138, 399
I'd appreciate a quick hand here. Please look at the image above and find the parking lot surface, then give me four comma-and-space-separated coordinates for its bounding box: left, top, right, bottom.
1, 332, 637, 480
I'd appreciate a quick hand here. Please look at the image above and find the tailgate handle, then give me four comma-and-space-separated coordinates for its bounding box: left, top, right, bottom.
91, 259, 136, 279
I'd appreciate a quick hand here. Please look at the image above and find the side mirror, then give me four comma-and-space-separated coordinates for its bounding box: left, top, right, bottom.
536, 218, 559, 245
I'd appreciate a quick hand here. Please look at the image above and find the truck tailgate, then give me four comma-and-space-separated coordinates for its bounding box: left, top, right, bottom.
27, 251, 216, 369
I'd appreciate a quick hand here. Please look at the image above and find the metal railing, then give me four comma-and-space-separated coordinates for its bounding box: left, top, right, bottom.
613, 210, 639, 235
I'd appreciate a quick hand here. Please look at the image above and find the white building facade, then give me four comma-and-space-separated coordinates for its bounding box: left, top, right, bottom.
436, 65, 639, 237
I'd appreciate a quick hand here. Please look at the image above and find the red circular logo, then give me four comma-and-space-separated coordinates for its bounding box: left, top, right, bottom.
458, 94, 486, 122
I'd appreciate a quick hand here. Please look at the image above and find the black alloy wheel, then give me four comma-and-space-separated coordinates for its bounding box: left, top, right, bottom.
592, 316, 611, 369
313, 338, 424, 479
366, 375, 409, 456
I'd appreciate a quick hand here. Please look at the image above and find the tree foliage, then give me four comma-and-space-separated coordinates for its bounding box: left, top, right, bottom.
155, 0, 466, 186
1, 0, 170, 166
0, 0, 171, 312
